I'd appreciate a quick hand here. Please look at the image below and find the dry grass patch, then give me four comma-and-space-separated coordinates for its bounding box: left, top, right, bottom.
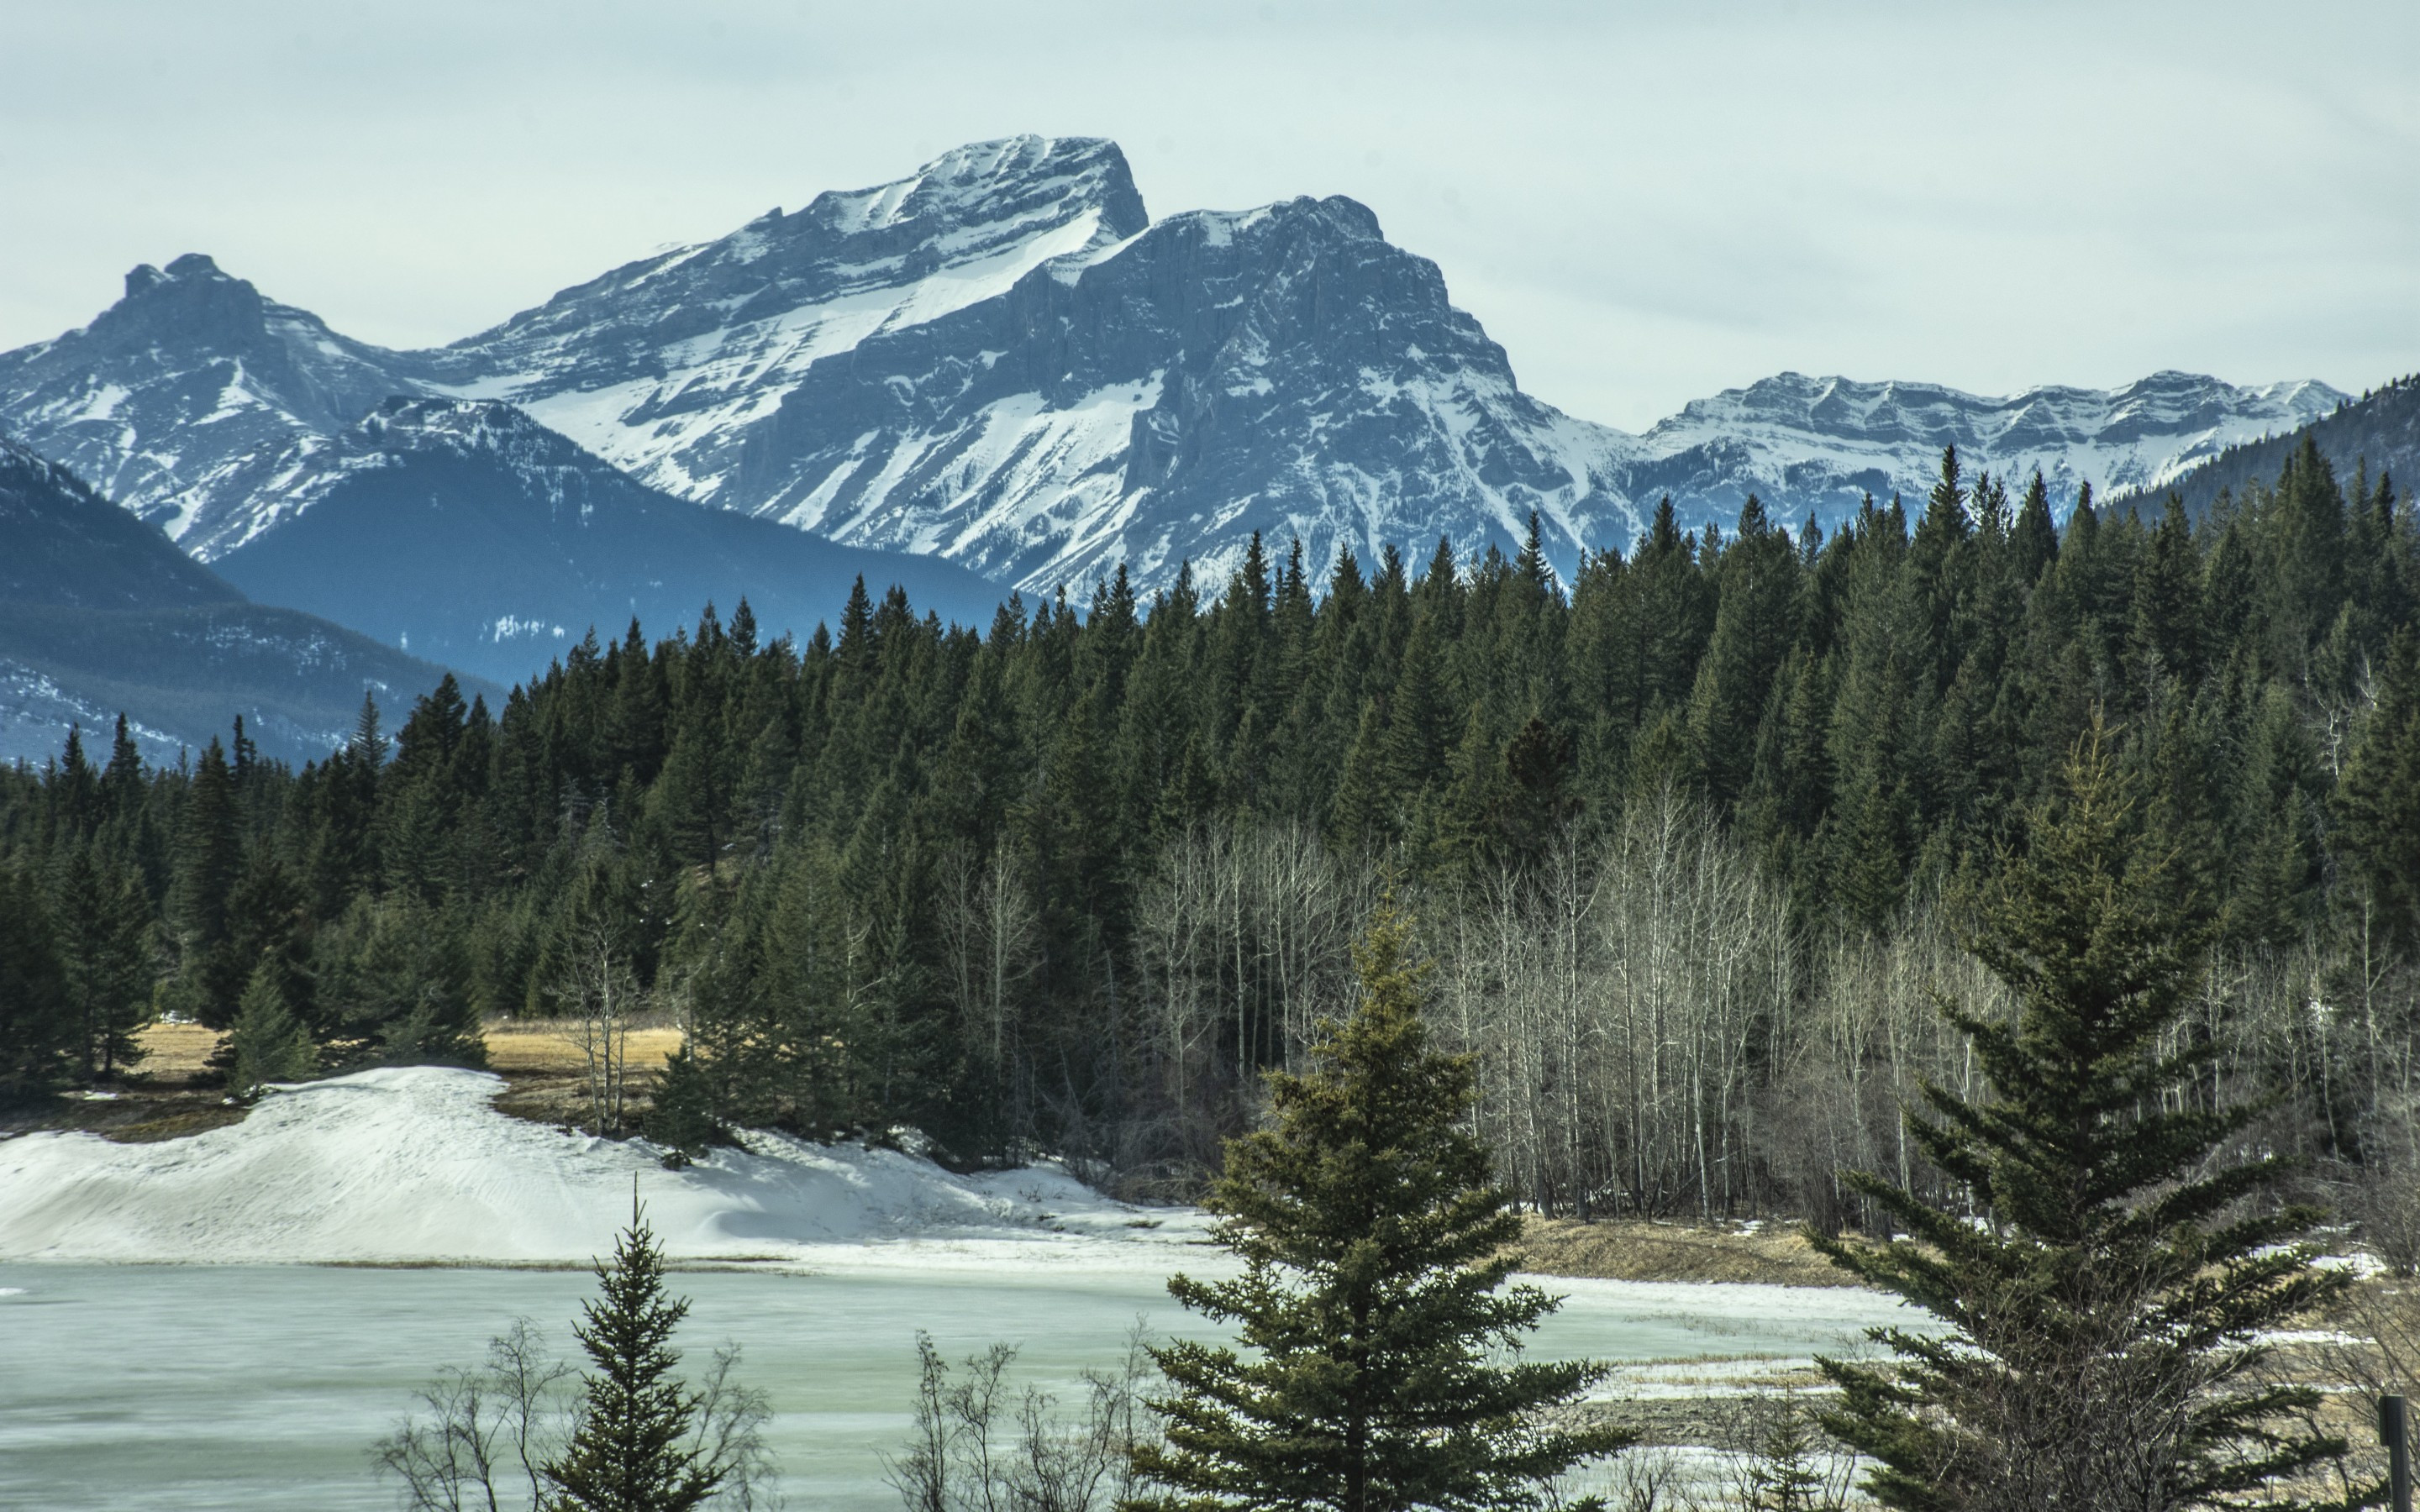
481, 1023, 685, 1075
131, 1021, 224, 1082
132, 1019, 687, 1080
1512, 1215, 1870, 1288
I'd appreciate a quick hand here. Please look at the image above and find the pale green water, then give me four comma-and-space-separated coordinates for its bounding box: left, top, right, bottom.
0, 1260, 1905, 1509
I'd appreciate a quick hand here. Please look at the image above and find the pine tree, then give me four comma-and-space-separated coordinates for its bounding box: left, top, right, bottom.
2128, 494, 2203, 688
228, 958, 317, 1096
0, 863, 73, 1099
1812, 721, 2349, 1509
543, 1206, 721, 1512
2009, 470, 2059, 588
170, 737, 243, 1023
1741, 1397, 1844, 1512
1128, 908, 1630, 1512
2334, 626, 2420, 945
56, 849, 154, 1079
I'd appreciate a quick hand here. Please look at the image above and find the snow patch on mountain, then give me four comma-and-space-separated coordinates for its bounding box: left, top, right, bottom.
0, 663, 186, 767
1629, 370, 2346, 527
423, 135, 1146, 510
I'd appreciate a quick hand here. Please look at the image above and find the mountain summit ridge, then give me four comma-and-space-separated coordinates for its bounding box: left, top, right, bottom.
0, 134, 2350, 599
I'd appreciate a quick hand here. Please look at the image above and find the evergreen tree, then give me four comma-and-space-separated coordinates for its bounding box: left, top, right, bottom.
56, 848, 154, 1079
2334, 626, 2420, 946
543, 1207, 721, 1512
170, 737, 244, 1023
1812, 722, 2349, 1509
2008, 470, 2059, 588
1128, 908, 1629, 1512
0, 863, 73, 1099
228, 958, 317, 1096
1687, 496, 1801, 806
1741, 1398, 1846, 1512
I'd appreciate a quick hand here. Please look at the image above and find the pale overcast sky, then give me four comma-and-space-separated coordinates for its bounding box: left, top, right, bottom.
1, 1, 2412, 431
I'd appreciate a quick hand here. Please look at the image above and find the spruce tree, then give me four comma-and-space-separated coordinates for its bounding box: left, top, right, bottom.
543, 1207, 721, 1512
1128, 908, 1629, 1512
171, 737, 242, 1022
2335, 626, 2420, 946
1812, 722, 2349, 1509
0, 863, 73, 1099
228, 958, 316, 1096
56, 849, 153, 1079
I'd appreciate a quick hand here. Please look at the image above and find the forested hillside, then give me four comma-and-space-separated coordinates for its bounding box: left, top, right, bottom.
2114, 373, 2417, 522
3, 438, 2415, 1229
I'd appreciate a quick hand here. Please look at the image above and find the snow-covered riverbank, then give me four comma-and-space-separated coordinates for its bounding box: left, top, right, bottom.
0, 1066, 1204, 1267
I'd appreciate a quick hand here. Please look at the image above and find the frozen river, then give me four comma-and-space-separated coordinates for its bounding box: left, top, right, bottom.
0, 1257, 1908, 1510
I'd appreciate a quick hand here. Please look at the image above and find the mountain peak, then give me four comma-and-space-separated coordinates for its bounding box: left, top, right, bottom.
108, 253, 269, 344
124, 252, 229, 299
780, 133, 1146, 253
920, 136, 1139, 219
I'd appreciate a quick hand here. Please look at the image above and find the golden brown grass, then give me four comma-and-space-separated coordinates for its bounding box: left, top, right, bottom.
129, 1020, 686, 1079
131, 1021, 224, 1081
481, 1024, 685, 1074
1511, 1215, 1870, 1288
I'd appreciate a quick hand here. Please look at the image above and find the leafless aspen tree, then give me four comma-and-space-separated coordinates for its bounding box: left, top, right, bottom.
551, 921, 639, 1137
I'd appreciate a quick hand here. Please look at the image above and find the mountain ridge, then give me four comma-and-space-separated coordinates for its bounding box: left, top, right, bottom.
0, 437, 490, 764
0, 134, 2358, 603
209, 395, 1018, 685
2106, 375, 2416, 520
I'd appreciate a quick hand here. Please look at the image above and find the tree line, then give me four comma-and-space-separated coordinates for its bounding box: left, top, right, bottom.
2, 438, 2416, 1226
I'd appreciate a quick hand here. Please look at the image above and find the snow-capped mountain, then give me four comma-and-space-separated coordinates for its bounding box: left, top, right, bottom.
413, 134, 1637, 591
424, 136, 1150, 503
2110, 374, 2418, 520
0, 253, 418, 554
208, 396, 1014, 684
0, 134, 2352, 606
1623, 370, 2346, 528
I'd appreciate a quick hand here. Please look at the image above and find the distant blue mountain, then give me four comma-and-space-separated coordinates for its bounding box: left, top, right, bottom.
208, 397, 1014, 685
0, 438, 486, 765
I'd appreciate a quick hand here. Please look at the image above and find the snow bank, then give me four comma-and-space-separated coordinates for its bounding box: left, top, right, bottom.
0, 1067, 1202, 1267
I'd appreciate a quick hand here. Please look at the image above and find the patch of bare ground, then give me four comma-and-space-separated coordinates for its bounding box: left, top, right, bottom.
1512, 1215, 1871, 1288
1546, 1378, 1833, 1451
0, 1087, 250, 1143
0, 1023, 247, 1143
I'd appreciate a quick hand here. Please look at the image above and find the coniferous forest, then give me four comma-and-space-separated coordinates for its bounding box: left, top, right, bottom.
5, 439, 2418, 1235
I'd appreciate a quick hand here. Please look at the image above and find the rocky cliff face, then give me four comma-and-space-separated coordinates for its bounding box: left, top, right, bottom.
705, 192, 1637, 590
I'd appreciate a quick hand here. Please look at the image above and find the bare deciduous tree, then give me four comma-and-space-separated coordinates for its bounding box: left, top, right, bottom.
550, 922, 639, 1137
373, 1320, 776, 1512
882, 1325, 1154, 1512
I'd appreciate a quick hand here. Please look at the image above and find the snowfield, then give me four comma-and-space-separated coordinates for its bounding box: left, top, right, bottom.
0, 1066, 1209, 1268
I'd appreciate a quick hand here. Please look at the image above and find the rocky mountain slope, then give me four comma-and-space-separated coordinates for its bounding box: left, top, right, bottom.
2107, 375, 2416, 519
1629, 370, 2344, 531
0, 439, 481, 764
0, 134, 2353, 603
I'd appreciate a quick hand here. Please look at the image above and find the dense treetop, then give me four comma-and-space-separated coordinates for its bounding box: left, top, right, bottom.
2, 440, 2413, 1189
